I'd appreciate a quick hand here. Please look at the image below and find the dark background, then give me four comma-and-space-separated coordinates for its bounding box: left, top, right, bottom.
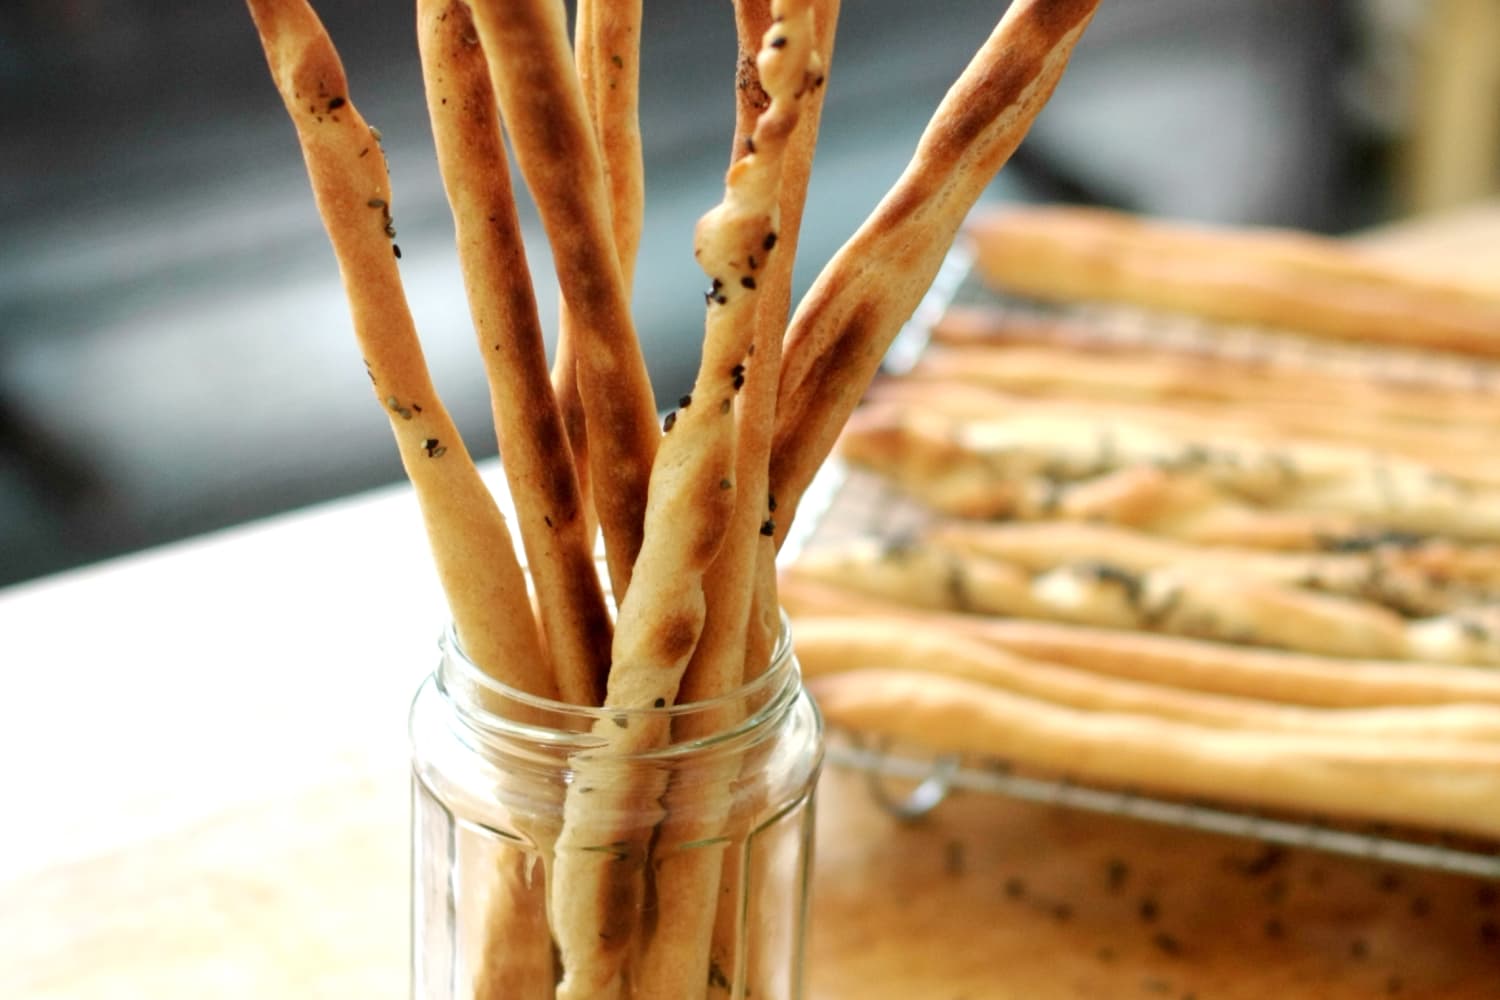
1, 0, 1389, 589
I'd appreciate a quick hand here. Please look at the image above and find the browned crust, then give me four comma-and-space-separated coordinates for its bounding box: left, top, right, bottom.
550, 0, 648, 556
769, 0, 1101, 543
793, 616, 1500, 742
469, 0, 660, 601
968, 204, 1500, 357
246, 0, 552, 697
417, 0, 611, 707
811, 667, 1500, 839
778, 576, 1500, 708
640, 7, 841, 994
548, 5, 826, 994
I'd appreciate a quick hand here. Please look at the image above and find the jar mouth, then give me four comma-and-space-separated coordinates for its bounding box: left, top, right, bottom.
436, 612, 798, 752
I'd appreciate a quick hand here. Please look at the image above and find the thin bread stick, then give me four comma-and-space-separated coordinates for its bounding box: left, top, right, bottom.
551, 0, 648, 554
793, 616, 1500, 743
635, 4, 834, 994
778, 576, 1500, 708
548, 6, 825, 996
246, 0, 552, 698
811, 667, 1500, 839
418, 0, 611, 707
968, 205, 1500, 356
768, 0, 1101, 544
470, 0, 660, 601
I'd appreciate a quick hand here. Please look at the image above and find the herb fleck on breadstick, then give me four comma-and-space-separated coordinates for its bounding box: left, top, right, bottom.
246, 0, 552, 699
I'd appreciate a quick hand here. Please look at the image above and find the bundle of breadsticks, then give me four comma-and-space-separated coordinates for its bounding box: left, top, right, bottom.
787, 203, 1500, 842
247, 0, 1100, 995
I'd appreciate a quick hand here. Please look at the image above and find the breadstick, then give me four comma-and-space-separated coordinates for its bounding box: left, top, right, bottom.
968, 204, 1500, 356
838, 402, 1500, 543
930, 303, 1500, 398
790, 537, 1460, 662
769, 0, 1101, 542
418, 0, 611, 707
548, 6, 824, 996
810, 668, 1500, 839
552, 0, 648, 552
931, 519, 1500, 618
246, 0, 551, 697
793, 616, 1500, 743
470, 0, 660, 600
872, 373, 1500, 490
911, 340, 1500, 429
778, 576, 1500, 708
640, 3, 837, 996
645, 5, 840, 995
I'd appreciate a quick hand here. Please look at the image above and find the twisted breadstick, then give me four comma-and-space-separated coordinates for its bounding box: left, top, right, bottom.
552, 0, 648, 551
417, 0, 611, 707
812, 668, 1500, 839
769, 0, 1101, 543
968, 204, 1500, 357
546, 5, 824, 995
469, 0, 660, 600
246, 0, 551, 697
637, 5, 835, 992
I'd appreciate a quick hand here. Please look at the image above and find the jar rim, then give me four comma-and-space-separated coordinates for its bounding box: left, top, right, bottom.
435, 612, 799, 751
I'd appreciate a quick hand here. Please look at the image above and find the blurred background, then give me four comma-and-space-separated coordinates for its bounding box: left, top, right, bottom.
2, 0, 1497, 589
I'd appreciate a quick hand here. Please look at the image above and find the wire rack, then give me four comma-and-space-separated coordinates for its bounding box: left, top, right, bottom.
787, 242, 1500, 882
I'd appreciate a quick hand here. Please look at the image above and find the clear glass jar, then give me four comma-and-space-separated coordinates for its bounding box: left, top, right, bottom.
409, 616, 823, 1000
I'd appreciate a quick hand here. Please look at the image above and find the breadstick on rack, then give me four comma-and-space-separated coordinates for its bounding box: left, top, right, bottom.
769, 0, 1101, 542
810, 667, 1500, 839
551, 0, 648, 550
547, 5, 825, 996
791, 616, 1500, 743
469, 0, 660, 601
637, 4, 836, 993
967, 204, 1500, 357
417, 0, 611, 707
246, 0, 551, 697
777, 576, 1500, 708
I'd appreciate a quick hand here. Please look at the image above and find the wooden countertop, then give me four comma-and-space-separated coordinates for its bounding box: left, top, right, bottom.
4, 205, 1499, 998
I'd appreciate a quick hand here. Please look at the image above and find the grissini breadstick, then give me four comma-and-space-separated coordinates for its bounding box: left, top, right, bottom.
929, 303, 1500, 398
837, 403, 1500, 544
911, 339, 1500, 429
870, 373, 1500, 490
417, 0, 611, 707
246, 0, 552, 698
967, 204, 1500, 357
552, 0, 648, 552
769, 0, 1101, 543
810, 667, 1500, 839
789, 537, 1445, 663
792, 616, 1500, 743
472, 853, 554, 1000
638, 5, 835, 993
930, 519, 1500, 618
470, 0, 660, 600
548, 6, 824, 996
778, 576, 1500, 708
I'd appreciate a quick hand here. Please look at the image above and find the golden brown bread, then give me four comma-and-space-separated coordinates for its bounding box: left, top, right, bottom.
779, 575, 1500, 708
837, 402, 1500, 545
549, 6, 826, 995
811, 667, 1500, 839
246, 0, 552, 698
416, 0, 611, 707
794, 616, 1500, 743
470, 0, 661, 601
968, 204, 1500, 356
769, 0, 1101, 543
645, 3, 841, 996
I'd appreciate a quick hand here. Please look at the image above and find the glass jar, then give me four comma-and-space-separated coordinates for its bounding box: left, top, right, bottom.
409, 615, 823, 999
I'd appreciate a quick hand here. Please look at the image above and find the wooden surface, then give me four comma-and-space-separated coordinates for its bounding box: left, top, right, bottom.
4, 209, 1500, 998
